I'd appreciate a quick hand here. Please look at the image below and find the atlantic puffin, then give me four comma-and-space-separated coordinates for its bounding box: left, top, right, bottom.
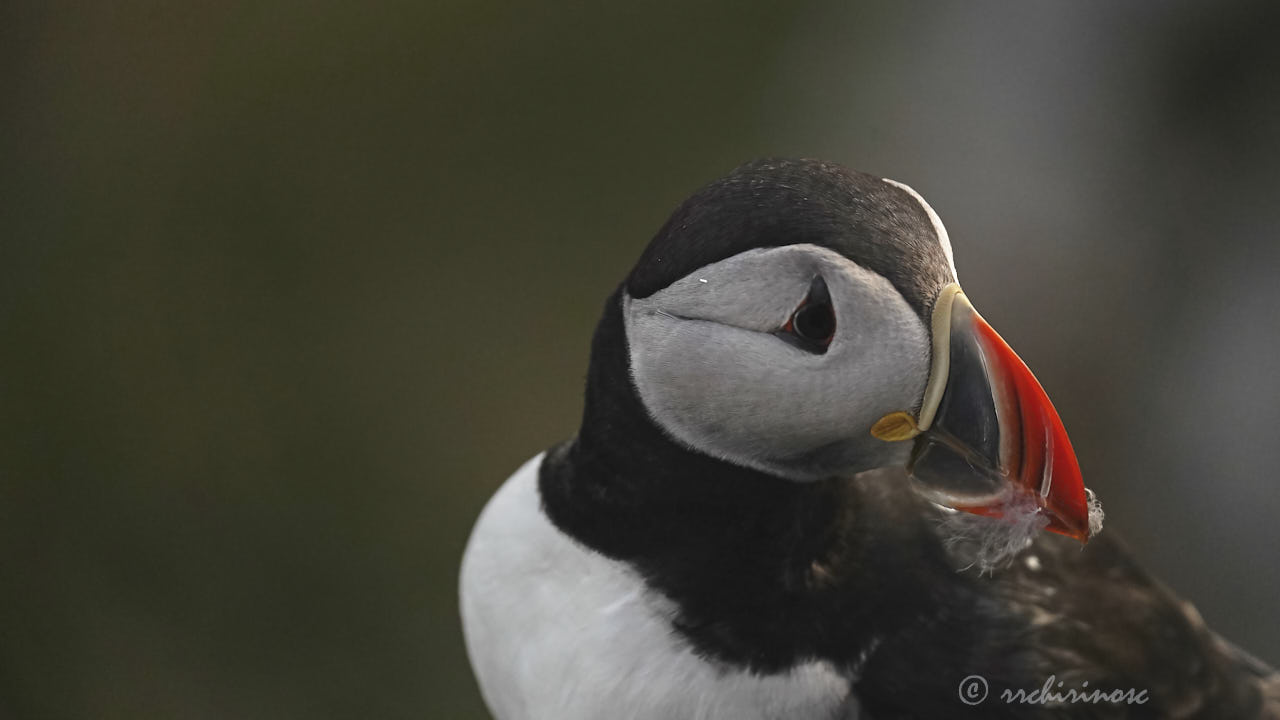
460, 159, 1279, 719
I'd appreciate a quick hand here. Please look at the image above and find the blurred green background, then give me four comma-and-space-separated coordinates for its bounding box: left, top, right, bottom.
3, 1, 1278, 718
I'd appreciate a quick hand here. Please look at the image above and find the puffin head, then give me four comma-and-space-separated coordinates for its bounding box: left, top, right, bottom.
616, 158, 1099, 542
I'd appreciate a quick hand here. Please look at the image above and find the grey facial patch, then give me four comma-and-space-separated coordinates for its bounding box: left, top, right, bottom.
625, 245, 932, 481
629, 247, 820, 332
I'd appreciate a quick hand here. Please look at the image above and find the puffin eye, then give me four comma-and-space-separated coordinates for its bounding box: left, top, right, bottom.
777, 276, 835, 354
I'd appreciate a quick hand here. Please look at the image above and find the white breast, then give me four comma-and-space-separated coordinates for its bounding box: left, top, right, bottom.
459, 454, 858, 720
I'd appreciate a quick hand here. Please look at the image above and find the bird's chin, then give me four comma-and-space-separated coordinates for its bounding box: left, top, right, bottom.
761, 437, 915, 483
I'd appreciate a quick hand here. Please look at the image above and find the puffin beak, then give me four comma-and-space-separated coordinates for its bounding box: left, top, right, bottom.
872, 285, 1096, 541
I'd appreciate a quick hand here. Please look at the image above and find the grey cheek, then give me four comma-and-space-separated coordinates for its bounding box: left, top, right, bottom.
622, 250, 932, 480
630, 320, 796, 446
627, 312, 927, 479
629, 248, 818, 332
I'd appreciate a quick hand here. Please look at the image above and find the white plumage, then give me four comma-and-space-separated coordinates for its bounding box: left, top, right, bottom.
460, 454, 857, 720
